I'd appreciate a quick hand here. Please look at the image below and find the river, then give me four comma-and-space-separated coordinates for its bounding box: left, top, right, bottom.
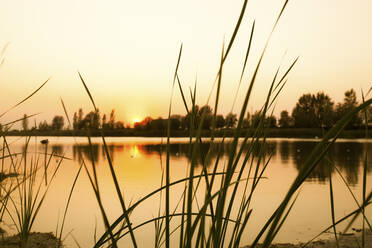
0, 137, 371, 247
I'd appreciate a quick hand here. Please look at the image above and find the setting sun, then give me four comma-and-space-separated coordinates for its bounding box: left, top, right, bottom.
133, 118, 140, 124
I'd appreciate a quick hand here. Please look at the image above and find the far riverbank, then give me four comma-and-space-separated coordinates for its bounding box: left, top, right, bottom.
2, 128, 372, 139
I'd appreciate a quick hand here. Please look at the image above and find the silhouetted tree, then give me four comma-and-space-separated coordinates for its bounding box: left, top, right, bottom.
215, 115, 226, 129
251, 111, 261, 128
38, 120, 50, 131
278, 110, 292, 128
199, 105, 213, 130
169, 115, 182, 130
51, 116, 64, 130
94, 109, 101, 129
78, 108, 84, 129
109, 109, 115, 130
83, 111, 97, 129
335, 89, 362, 129
142, 117, 153, 130
292, 92, 334, 128
150, 117, 167, 131
22, 114, 28, 131
73, 112, 78, 130
265, 115, 277, 128
115, 121, 125, 129
313, 92, 334, 128
292, 94, 316, 128
225, 112, 237, 128
251, 111, 276, 128
184, 105, 200, 129
242, 113, 251, 128
102, 114, 107, 129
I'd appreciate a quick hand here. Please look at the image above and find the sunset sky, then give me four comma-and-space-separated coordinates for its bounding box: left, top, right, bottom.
0, 0, 371, 126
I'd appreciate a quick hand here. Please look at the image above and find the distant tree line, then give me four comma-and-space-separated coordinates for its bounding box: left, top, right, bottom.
132, 89, 367, 131
72, 109, 125, 130
17, 88, 370, 133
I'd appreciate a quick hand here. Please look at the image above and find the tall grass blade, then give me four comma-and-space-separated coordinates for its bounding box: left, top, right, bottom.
165, 43, 183, 248
95, 172, 228, 247
232, 21, 255, 111
60, 98, 72, 129
0, 79, 49, 119
361, 90, 368, 248
77, 72, 136, 247
176, 75, 189, 114
2, 113, 40, 128
57, 164, 82, 246
329, 162, 340, 248
221, 0, 249, 65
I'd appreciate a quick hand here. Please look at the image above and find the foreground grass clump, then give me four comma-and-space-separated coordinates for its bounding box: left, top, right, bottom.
0, 135, 64, 248
0, 232, 60, 248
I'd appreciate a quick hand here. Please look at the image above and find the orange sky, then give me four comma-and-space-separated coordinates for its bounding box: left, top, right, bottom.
0, 0, 371, 126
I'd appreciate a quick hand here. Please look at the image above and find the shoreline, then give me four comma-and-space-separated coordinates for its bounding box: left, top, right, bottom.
244, 229, 372, 248
0, 230, 370, 247
1, 128, 371, 139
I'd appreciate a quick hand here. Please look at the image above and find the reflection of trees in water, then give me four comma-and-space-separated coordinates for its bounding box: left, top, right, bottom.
332, 142, 363, 185
73, 144, 100, 164
249, 140, 276, 158
138, 142, 222, 168
102, 144, 123, 162
138, 141, 276, 169
289, 141, 367, 185
279, 141, 291, 164
291, 142, 331, 183
51, 145, 63, 156
69, 141, 370, 185
72, 143, 124, 164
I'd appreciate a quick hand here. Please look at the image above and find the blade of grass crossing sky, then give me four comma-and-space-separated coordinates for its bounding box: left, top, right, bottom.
231, 21, 255, 111
2, 113, 40, 128
211, 42, 225, 140
0, 79, 50, 119
165, 43, 183, 248
221, 0, 249, 65
176, 75, 190, 115
60, 98, 72, 129
78, 72, 97, 110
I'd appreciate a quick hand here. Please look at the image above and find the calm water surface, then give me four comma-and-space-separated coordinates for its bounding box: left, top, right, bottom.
1, 137, 371, 247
